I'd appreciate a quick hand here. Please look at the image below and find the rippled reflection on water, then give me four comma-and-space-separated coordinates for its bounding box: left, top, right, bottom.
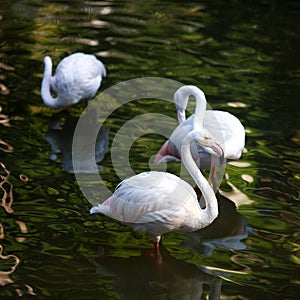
0, 0, 299, 298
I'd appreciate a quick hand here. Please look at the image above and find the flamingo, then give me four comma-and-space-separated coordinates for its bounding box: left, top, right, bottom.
90, 128, 223, 248
41, 52, 106, 109
155, 85, 245, 174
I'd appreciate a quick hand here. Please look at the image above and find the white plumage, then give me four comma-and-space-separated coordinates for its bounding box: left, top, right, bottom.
155, 85, 245, 171
90, 129, 223, 247
41, 52, 106, 109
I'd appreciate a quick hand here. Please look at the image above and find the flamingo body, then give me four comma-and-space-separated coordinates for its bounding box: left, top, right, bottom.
157, 112, 245, 170
91, 130, 223, 245
92, 172, 203, 235
155, 86, 245, 171
41, 53, 106, 109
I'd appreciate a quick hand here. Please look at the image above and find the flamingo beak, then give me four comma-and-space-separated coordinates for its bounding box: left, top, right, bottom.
211, 143, 225, 165
199, 141, 225, 166
211, 142, 224, 160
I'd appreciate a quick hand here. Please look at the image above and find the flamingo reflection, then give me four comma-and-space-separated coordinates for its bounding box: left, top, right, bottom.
45, 108, 109, 173
94, 243, 222, 300
183, 192, 248, 256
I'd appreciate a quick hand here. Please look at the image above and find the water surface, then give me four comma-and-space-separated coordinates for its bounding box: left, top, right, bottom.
0, 0, 299, 298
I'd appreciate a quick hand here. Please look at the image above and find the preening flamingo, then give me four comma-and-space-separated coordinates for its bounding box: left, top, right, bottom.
90, 128, 223, 248
41, 52, 106, 109
155, 85, 245, 172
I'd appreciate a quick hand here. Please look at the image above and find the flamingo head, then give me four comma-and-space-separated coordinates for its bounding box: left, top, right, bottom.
190, 129, 224, 159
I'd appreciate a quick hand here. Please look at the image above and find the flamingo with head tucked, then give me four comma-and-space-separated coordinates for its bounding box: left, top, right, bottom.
90, 128, 223, 248
41, 52, 106, 109
155, 85, 245, 178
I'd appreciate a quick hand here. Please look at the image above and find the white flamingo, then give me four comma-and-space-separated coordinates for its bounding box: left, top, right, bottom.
41, 52, 106, 109
155, 85, 245, 173
90, 128, 223, 248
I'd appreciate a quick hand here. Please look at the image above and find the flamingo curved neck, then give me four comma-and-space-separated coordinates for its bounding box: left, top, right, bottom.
41, 57, 61, 109
193, 89, 207, 126
174, 86, 207, 125
181, 132, 218, 225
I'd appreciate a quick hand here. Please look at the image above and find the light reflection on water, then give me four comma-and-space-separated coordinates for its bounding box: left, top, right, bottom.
0, 142, 34, 295
0, 0, 299, 298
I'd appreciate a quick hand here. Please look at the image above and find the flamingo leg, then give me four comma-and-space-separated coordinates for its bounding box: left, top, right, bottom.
153, 238, 163, 265
211, 166, 218, 192
153, 235, 161, 249
145, 243, 163, 265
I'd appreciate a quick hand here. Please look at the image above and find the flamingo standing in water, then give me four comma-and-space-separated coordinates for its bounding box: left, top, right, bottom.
41, 52, 106, 109
90, 128, 223, 248
155, 85, 245, 174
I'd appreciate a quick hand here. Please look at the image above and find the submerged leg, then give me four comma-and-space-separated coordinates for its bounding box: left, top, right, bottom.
152, 235, 162, 265
153, 235, 161, 249
212, 166, 218, 192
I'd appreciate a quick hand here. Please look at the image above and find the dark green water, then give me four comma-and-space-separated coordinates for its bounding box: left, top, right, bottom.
0, 0, 299, 299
